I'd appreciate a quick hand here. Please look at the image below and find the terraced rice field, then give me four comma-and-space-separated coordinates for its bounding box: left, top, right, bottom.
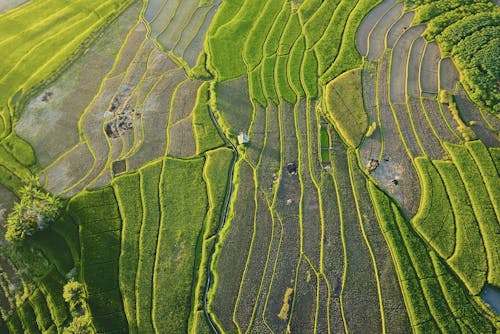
0, 0, 499, 333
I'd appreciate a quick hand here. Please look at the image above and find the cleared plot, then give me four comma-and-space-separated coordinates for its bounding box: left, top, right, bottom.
152, 157, 207, 333
374, 54, 420, 216
289, 258, 317, 333
127, 69, 186, 171
43, 143, 94, 196
420, 42, 440, 96
183, 5, 220, 67
454, 86, 500, 148
356, 0, 397, 57
359, 62, 381, 165
434, 160, 487, 295
386, 11, 414, 49
264, 103, 301, 332
407, 99, 445, 159
349, 159, 411, 332
332, 141, 382, 333
407, 37, 425, 97
420, 99, 459, 149
390, 25, 426, 103
245, 104, 266, 166
0, 0, 28, 14
172, 5, 211, 56
324, 69, 367, 148
15, 2, 141, 167
168, 116, 197, 157
438, 58, 459, 91
392, 103, 422, 157
233, 192, 273, 332
209, 160, 255, 333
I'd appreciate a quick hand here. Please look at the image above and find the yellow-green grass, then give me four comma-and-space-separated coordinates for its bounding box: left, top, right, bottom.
190, 148, 234, 332
192, 82, 225, 154
445, 142, 500, 288
434, 160, 487, 295
368, 182, 496, 332
303, 0, 341, 48
320, 125, 329, 163
207, 0, 267, 80
301, 49, 319, 98
152, 157, 208, 333
276, 56, 296, 105
324, 68, 367, 148
242, 0, 285, 69
314, 0, 359, 74
411, 157, 455, 259
0, 0, 133, 196
112, 172, 143, 333
320, 0, 383, 85
136, 161, 162, 333
490, 147, 500, 172
465, 141, 500, 221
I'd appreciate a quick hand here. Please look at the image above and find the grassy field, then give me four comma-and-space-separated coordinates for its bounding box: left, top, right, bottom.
0, 0, 499, 333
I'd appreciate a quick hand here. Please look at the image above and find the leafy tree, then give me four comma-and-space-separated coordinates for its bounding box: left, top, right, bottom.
63, 316, 92, 334
4, 176, 62, 242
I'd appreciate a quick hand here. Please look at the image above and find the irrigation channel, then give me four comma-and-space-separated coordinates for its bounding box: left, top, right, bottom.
204, 87, 238, 334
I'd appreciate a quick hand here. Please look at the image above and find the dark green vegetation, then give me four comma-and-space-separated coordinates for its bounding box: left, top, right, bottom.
0, 0, 499, 333
410, 0, 500, 115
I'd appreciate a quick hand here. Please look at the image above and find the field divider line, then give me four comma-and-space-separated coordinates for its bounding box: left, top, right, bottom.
404, 37, 430, 156
369, 60, 385, 162
364, 2, 400, 63
305, 99, 330, 333
0, 1, 80, 50
249, 1, 288, 75
385, 50, 415, 160
243, 190, 277, 334
58, 25, 146, 193
231, 165, 260, 334
347, 150, 386, 334
152, 0, 181, 39
241, 99, 272, 331
0, 11, 95, 87
83, 43, 157, 190
328, 150, 349, 334
314, 0, 360, 73
303, 0, 342, 50
416, 42, 451, 151
261, 100, 287, 333
164, 79, 189, 157
435, 99, 462, 141
118, 49, 162, 159
181, 4, 218, 59
123, 67, 179, 160
170, 5, 208, 54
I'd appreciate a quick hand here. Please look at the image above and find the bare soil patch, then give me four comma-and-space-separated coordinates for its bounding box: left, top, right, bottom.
0, 0, 28, 14
215, 76, 253, 135
356, 0, 397, 57
386, 11, 414, 49
156, 0, 199, 50
183, 5, 220, 67
420, 42, 440, 96
44, 143, 94, 196
390, 25, 426, 103
367, 3, 404, 60
407, 37, 425, 97
439, 58, 459, 91
168, 116, 196, 157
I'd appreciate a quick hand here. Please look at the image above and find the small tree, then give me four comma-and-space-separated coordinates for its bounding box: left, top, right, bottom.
63, 280, 86, 309
5, 177, 62, 243
63, 316, 92, 334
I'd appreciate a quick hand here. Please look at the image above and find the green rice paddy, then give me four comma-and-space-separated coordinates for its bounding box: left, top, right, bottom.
0, 0, 498, 333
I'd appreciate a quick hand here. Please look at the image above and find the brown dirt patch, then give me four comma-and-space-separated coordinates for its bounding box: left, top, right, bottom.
367, 3, 404, 60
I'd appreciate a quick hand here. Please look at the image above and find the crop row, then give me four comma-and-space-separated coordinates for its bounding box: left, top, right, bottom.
368, 181, 496, 332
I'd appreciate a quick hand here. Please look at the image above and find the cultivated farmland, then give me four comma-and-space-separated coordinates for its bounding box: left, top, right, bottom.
0, 0, 499, 333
